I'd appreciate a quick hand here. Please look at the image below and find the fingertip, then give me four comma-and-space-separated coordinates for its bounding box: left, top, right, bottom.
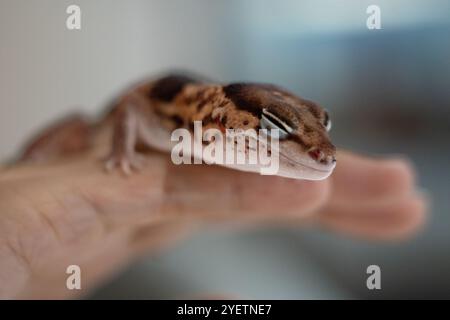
318, 192, 429, 241
364, 193, 428, 241
388, 193, 428, 240
380, 158, 416, 196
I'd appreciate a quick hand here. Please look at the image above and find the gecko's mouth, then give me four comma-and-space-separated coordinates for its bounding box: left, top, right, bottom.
278, 152, 336, 180
249, 134, 336, 180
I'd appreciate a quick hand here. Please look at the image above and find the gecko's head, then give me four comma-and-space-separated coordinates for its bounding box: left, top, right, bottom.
222, 83, 336, 180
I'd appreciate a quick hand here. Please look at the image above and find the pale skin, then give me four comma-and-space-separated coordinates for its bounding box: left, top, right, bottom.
0, 150, 426, 299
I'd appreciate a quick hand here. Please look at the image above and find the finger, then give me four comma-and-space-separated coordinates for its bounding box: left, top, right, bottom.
163, 161, 331, 220
58, 152, 329, 227
317, 193, 428, 240
330, 151, 415, 205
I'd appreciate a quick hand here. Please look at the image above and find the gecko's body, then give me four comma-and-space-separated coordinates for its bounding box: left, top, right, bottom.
20, 73, 336, 180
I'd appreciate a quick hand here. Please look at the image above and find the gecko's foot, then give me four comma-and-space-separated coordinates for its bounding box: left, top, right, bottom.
104, 152, 147, 175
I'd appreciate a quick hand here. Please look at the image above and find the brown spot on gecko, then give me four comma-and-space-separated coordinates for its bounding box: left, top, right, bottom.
170, 115, 184, 127
202, 114, 214, 126
220, 115, 227, 126
197, 99, 208, 111
149, 74, 198, 102
304, 125, 313, 133
223, 83, 299, 128
223, 83, 264, 117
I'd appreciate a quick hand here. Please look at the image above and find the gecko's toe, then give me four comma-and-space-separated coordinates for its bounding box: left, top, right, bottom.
120, 160, 133, 176
104, 152, 146, 175
130, 153, 147, 171
104, 157, 117, 172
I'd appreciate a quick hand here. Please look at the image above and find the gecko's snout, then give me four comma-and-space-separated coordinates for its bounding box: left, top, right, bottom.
308, 147, 336, 165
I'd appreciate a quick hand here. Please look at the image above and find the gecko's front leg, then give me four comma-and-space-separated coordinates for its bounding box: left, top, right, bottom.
105, 93, 153, 175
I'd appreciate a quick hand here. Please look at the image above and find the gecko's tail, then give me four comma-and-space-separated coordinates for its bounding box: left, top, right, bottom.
18, 112, 93, 163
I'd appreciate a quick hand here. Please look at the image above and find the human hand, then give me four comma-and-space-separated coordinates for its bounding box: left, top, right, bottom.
0, 149, 426, 299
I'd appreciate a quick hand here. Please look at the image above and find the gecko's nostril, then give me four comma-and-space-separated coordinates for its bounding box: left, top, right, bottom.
308, 148, 336, 165
308, 148, 323, 162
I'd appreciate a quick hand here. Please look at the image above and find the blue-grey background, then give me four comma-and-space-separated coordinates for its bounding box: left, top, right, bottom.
1, 0, 449, 299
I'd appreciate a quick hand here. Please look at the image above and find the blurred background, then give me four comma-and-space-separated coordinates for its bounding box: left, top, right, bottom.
1, 0, 449, 298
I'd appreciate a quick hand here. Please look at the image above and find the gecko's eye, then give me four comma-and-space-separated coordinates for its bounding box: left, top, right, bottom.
260, 108, 293, 139
323, 111, 332, 132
